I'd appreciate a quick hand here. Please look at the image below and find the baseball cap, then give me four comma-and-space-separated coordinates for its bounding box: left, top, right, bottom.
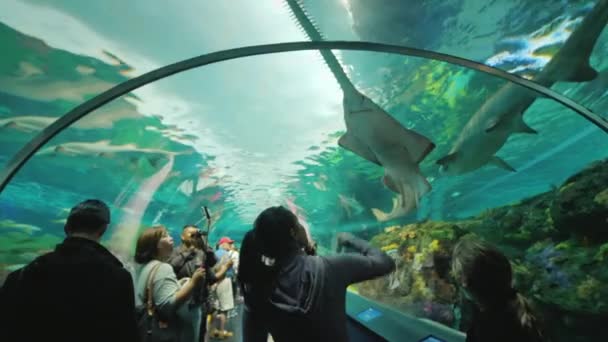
218, 237, 234, 245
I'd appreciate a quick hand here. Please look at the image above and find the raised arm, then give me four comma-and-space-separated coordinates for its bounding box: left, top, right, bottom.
326, 232, 395, 286
152, 262, 202, 317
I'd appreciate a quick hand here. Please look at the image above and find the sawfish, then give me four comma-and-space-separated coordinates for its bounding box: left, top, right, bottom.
285, 0, 436, 212
437, 0, 608, 175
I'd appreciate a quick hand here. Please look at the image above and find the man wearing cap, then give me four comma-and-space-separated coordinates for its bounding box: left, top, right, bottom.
0, 199, 138, 342
209, 236, 237, 339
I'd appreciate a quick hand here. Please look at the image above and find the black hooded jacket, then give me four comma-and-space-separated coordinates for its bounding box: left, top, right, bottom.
0, 237, 138, 342
242, 234, 395, 342
168, 244, 218, 307
466, 303, 546, 342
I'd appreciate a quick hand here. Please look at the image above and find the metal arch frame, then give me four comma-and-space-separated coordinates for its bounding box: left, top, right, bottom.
1, 40, 606, 194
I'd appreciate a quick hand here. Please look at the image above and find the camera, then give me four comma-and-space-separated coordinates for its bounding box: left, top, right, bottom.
192, 229, 208, 238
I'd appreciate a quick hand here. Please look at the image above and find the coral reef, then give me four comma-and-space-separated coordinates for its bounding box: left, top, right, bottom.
358, 220, 472, 327
551, 160, 608, 242
359, 159, 608, 341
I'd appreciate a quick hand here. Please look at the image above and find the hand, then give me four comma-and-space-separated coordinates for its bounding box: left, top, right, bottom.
191, 267, 205, 283
226, 258, 234, 267
305, 240, 317, 256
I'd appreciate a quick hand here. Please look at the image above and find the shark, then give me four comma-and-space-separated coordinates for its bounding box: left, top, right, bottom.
37, 139, 190, 158
0, 98, 141, 133
0, 115, 58, 133
285, 0, 436, 212
0, 61, 116, 103
338, 193, 365, 219
437, 0, 608, 175
0, 219, 42, 235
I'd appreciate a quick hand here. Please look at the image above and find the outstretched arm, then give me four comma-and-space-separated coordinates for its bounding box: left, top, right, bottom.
326, 233, 395, 286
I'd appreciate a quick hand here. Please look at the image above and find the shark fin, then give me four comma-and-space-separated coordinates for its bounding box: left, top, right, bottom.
485, 115, 509, 133
563, 63, 599, 82
436, 152, 458, 166
491, 156, 516, 172
514, 116, 537, 134
371, 208, 390, 222
338, 132, 381, 166
398, 128, 436, 164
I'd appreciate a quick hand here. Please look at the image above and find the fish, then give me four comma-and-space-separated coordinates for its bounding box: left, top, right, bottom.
313, 174, 328, 191
210, 191, 222, 202
0, 219, 41, 234
109, 154, 175, 257
75, 65, 96, 75
285, 197, 312, 243
338, 194, 365, 218
0, 99, 142, 132
437, 0, 608, 175
37, 139, 189, 158
285, 0, 435, 212
0, 63, 116, 103
371, 196, 414, 222
0, 115, 57, 133
51, 218, 67, 225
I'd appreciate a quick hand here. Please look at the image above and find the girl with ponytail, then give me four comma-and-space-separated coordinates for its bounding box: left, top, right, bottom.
451, 236, 547, 342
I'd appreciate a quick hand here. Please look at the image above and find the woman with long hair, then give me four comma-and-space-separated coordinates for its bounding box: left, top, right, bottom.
238, 206, 395, 342
451, 236, 547, 342
133, 226, 205, 342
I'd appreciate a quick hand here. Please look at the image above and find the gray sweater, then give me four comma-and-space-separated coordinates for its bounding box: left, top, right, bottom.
134, 260, 180, 318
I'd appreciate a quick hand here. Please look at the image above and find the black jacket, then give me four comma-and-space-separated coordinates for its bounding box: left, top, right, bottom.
168, 245, 218, 307
0, 237, 138, 342
242, 234, 395, 342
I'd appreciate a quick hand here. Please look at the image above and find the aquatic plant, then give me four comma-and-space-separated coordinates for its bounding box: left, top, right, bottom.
594, 242, 608, 261
576, 276, 601, 301
381, 243, 399, 252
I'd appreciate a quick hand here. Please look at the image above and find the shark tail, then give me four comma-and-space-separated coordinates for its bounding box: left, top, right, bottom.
284, 0, 355, 92
371, 208, 391, 222
541, 0, 608, 84
400, 178, 428, 212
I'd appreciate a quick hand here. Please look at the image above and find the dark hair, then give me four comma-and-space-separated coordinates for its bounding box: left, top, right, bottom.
238, 206, 301, 302
134, 226, 168, 264
452, 237, 544, 336
65, 199, 110, 234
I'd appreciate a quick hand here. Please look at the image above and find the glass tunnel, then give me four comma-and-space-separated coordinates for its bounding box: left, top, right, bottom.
1, 0, 608, 341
